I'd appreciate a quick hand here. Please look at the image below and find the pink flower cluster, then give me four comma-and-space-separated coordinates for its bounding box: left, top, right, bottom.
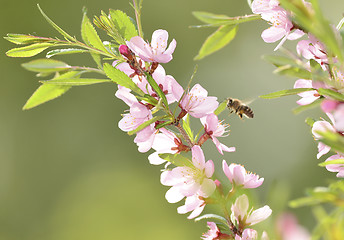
113, 29, 271, 237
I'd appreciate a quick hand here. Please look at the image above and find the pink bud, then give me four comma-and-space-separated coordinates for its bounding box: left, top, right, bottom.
119, 45, 131, 57
321, 99, 339, 112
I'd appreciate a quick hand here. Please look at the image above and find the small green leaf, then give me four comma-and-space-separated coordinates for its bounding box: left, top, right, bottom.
158, 153, 193, 167
81, 12, 109, 53
319, 159, 344, 167
194, 25, 238, 60
305, 117, 316, 127
214, 99, 228, 115
22, 71, 81, 110
260, 88, 314, 99
145, 73, 169, 108
273, 65, 312, 79
192, 12, 260, 26
109, 9, 138, 41
289, 196, 321, 208
37, 4, 76, 42
317, 88, 344, 101
41, 78, 112, 86
127, 115, 165, 136
182, 114, 194, 142
4, 34, 50, 45
46, 48, 88, 58
6, 43, 53, 57
195, 214, 228, 225
292, 98, 323, 115
22, 59, 70, 72
103, 63, 144, 96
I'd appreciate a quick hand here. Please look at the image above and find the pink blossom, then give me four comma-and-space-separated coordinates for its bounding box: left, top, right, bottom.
321, 99, 339, 113
201, 222, 221, 240
252, 0, 279, 14
177, 195, 206, 219
277, 213, 311, 240
200, 113, 236, 154
114, 61, 182, 104
258, 5, 304, 50
312, 120, 336, 158
332, 104, 344, 132
126, 29, 176, 63
325, 154, 344, 178
148, 128, 182, 165
118, 102, 152, 132
235, 229, 258, 240
179, 84, 219, 118
297, 34, 329, 66
160, 145, 216, 203
222, 161, 264, 188
293, 79, 329, 106
231, 194, 272, 227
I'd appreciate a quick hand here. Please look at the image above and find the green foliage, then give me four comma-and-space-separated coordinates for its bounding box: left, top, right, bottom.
195, 214, 228, 226
293, 98, 323, 115
46, 48, 88, 58
103, 63, 144, 96
305, 117, 316, 127
182, 114, 194, 142
259, 88, 314, 99
22, 59, 70, 73
319, 159, 344, 167
6, 43, 53, 58
37, 4, 76, 42
127, 115, 165, 136
159, 153, 193, 168
214, 99, 228, 115
317, 88, 344, 102
4, 34, 50, 45
109, 9, 138, 41
144, 73, 169, 108
41, 78, 112, 86
192, 12, 260, 28
317, 131, 344, 155
194, 25, 238, 60
22, 71, 81, 110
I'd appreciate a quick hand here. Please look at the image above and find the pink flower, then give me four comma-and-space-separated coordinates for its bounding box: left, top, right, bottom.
235, 229, 258, 240
231, 194, 272, 227
325, 154, 344, 178
223, 161, 264, 188
333, 104, 344, 132
297, 34, 329, 66
293, 79, 320, 105
312, 120, 336, 158
118, 102, 152, 132
277, 213, 311, 240
200, 113, 236, 154
126, 29, 176, 63
177, 195, 206, 219
148, 128, 184, 165
201, 222, 221, 240
160, 145, 216, 203
179, 84, 219, 118
253, 1, 304, 50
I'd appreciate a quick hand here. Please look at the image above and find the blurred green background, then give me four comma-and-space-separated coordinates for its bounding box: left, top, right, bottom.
1, 0, 343, 239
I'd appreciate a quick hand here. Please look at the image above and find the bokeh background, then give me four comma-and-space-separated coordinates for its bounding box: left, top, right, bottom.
1, 0, 343, 239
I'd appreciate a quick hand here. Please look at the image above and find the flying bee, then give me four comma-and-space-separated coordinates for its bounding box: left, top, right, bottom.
226, 98, 254, 119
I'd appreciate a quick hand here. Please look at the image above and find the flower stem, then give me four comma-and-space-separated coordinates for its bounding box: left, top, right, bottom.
133, 0, 144, 38
175, 122, 194, 148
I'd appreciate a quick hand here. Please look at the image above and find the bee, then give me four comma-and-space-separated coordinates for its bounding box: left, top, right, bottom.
226, 98, 254, 119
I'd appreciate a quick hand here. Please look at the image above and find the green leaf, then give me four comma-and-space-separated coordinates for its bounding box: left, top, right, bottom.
305, 117, 316, 127
182, 114, 194, 142
273, 65, 312, 79
22, 71, 80, 110
41, 78, 112, 86
145, 73, 169, 108
155, 121, 173, 129
195, 214, 228, 225
289, 196, 322, 208
158, 153, 193, 167
6, 43, 53, 57
4, 34, 50, 45
194, 25, 238, 60
37, 4, 76, 42
319, 159, 344, 167
109, 9, 138, 41
127, 115, 165, 136
192, 12, 260, 27
263, 55, 301, 67
214, 99, 228, 115
46, 48, 88, 58
81, 12, 108, 53
292, 98, 323, 114
260, 88, 314, 99
317, 131, 344, 154
103, 63, 144, 96
21, 59, 70, 73
317, 88, 344, 101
